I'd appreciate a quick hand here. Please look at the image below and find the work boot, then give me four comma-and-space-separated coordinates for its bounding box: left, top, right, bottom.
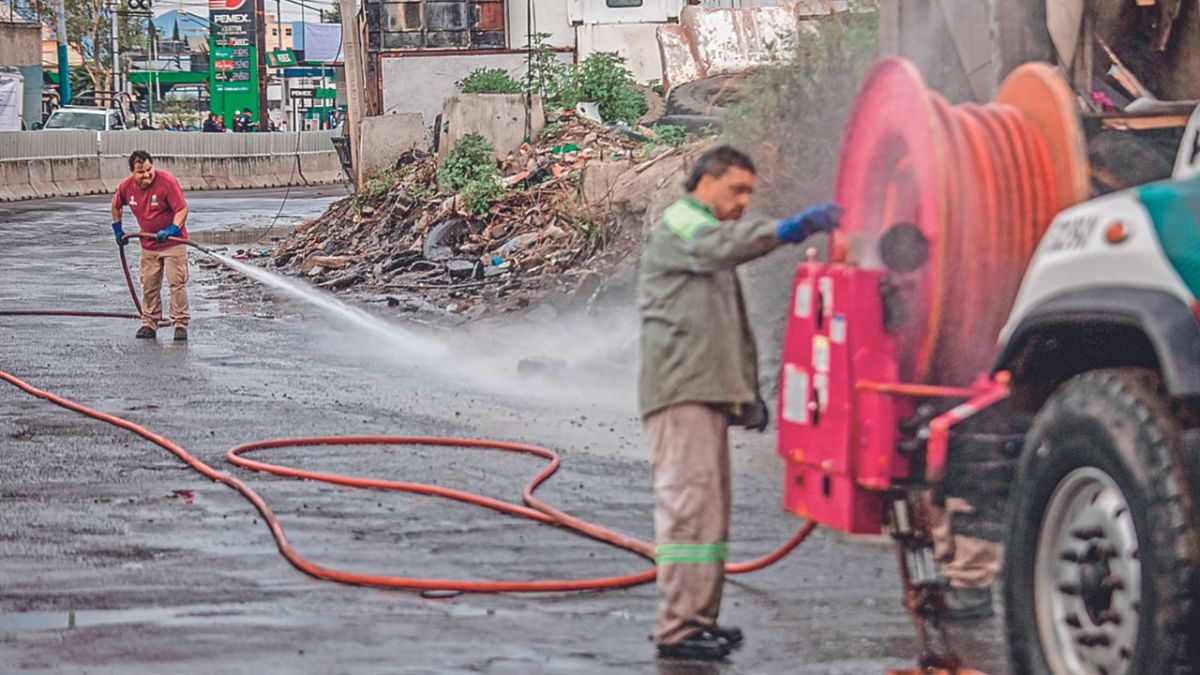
135, 326, 156, 339
657, 630, 732, 661
710, 625, 743, 647
943, 584, 994, 620
173, 327, 188, 342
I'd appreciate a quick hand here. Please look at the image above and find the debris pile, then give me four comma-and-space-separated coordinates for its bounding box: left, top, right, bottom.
269, 115, 662, 317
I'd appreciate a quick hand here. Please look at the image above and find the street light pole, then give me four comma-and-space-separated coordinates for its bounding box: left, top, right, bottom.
110, 1, 120, 96
55, 0, 71, 104
148, 17, 156, 125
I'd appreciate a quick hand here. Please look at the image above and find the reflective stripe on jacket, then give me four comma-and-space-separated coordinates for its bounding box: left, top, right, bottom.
637, 196, 781, 417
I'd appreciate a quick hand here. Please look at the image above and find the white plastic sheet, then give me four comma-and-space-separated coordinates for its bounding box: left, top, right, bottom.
303, 24, 344, 64
0, 74, 23, 131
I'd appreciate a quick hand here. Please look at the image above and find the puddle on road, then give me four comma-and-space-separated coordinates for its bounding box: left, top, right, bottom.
190, 226, 296, 246
0, 605, 321, 633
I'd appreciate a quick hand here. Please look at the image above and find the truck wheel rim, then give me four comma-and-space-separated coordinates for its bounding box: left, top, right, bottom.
1034, 465, 1141, 675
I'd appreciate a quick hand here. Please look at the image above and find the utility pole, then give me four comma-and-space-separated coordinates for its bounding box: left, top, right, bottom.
55, 0, 71, 104
254, 0, 268, 130
275, 0, 283, 130
110, 1, 120, 96
148, 18, 156, 125
338, 0, 364, 188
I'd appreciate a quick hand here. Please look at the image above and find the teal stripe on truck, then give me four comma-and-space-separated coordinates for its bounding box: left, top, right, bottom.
1137, 176, 1200, 299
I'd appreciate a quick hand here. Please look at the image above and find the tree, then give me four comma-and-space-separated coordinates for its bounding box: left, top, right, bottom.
42, 1, 148, 94
320, 2, 340, 24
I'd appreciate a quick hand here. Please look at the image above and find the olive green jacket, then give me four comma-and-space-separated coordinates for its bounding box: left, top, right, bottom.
638, 196, 782, 418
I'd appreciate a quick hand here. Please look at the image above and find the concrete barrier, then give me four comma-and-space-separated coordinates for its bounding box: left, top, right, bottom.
0, 130, 346, 202
360, 114, 428, 176
50, 157, 106, 197
438, 94, 545, 160
154, 157, 207, 191
27, 159, 56, 198
299, 151, 346, 185
0, 161, 35, 201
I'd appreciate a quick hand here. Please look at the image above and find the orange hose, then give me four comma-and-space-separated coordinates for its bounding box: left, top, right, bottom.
835, 59, 1088, 387
0, 371, 815, 592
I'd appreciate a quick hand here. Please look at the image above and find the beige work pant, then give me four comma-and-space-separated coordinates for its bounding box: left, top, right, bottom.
644, 403, 731, 646
930, 496, 1001, 589
140, 245, 190, 329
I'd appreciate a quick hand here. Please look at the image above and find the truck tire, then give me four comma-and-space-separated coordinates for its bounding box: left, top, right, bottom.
665, 75, 749, 118
1003, 369, 1198, 675
655, 114, 724, 135
635, 84, 666, 126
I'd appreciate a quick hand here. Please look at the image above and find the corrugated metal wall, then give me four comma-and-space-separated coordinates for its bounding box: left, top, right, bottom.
0, 130, 339, 161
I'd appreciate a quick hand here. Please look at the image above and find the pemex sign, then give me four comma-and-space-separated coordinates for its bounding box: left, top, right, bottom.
208, 0, 260, 127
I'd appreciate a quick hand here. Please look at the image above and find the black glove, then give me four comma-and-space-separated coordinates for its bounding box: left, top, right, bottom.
731, 398, 770, 432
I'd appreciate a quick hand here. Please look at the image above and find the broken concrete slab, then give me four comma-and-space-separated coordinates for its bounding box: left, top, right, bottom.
360, 113, 431, 177
438, 94, 546, 160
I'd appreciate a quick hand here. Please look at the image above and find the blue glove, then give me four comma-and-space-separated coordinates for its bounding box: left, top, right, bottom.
156, 224, 182, 243
777, 201, 844, 243
111, 221, 126, 245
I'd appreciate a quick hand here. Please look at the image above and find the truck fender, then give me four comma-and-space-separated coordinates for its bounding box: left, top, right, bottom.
995, 286, 1200, 397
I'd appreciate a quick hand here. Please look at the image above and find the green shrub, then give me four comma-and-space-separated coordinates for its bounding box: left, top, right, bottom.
459, 177, 505, 216
651, 123, 687, 148
547, 52, 648, 124
438, 133, 504, 215
457, 67, 523, 94
523, 32, 568, 99
353, 167, 401, 213
438, 133, 498, 190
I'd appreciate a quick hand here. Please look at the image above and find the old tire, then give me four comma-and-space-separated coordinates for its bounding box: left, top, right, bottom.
656, 114, 723, 135
665, 75, 749, 118
635, 84, 667, 126
1003, 369, 1197, 675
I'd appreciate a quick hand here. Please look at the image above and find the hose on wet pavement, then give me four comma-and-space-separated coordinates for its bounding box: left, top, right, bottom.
0, 239, 817, 592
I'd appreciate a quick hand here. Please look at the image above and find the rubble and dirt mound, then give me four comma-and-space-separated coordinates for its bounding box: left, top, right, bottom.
269, 116, 676, 318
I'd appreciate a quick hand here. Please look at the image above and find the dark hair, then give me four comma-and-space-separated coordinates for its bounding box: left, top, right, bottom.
128, 150, 153, 171
685, 145, 756, 192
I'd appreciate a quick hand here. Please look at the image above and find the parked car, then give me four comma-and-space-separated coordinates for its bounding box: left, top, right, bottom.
38, 106, 127, 131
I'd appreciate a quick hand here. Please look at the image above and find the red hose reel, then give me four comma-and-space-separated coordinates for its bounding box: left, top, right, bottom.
778, 58, 1090, 534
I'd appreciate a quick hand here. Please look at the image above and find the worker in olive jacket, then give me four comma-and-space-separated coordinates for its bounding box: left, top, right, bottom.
639, 145, 841, 661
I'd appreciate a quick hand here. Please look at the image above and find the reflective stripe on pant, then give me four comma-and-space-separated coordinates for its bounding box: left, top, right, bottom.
140, 245, 190, 329
930, 496, 1001, 589
644, 402, 731, 646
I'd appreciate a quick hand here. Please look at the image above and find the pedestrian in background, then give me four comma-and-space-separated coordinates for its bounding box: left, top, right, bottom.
638, 145, 842, 660
110, 150, 191, 342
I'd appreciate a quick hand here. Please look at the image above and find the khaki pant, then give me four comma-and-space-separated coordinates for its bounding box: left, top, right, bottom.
930, 496, 1000, 589
140, 245, 190, 329
644, 403, 731, 645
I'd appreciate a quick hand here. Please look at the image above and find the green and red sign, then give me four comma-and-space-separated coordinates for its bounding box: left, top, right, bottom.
208, 0, 260, 127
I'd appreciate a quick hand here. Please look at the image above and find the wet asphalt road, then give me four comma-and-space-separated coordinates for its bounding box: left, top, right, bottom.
0, 189, 1010, 674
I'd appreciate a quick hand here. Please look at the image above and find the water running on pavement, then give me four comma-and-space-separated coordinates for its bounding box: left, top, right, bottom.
208, 252, 447, 360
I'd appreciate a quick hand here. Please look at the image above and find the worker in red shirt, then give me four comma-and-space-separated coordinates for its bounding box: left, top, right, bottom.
110, 150, 191, 342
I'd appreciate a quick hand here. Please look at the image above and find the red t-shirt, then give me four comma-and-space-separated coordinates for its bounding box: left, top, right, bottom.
112, 169, 188, 251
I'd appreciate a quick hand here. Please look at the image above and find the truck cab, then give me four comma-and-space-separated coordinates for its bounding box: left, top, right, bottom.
40, 105, 127, 131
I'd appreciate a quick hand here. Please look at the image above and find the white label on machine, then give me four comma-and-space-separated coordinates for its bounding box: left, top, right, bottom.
794, 282, 813, 318
812, 336, 831, 373
818, 277, 834, 317
782, 364, 810, 424
830, 314, 847, 344
814, 373, 829, 413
